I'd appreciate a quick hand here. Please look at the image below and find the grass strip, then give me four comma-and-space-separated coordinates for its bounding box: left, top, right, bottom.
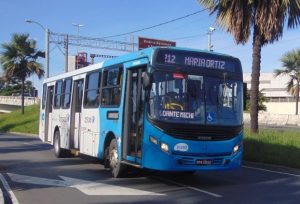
244, 128, 300, 169
0, 105, 39, 135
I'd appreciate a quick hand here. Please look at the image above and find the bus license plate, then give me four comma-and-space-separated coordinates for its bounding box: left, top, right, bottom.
196, 159, 213, 165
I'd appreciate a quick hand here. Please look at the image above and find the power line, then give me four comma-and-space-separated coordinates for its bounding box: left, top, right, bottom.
50, 32, 136, 52
172, 33, 207, 41
101, 8, 209, 39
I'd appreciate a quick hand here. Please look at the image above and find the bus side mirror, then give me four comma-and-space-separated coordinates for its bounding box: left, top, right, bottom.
142, 72, 151, 90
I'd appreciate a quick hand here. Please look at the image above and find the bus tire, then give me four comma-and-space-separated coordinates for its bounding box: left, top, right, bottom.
54, 130, 65, 158
109, 138, 126, 178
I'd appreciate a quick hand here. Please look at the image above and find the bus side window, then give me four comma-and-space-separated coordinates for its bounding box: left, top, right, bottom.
84, 71, 101, 108
100, 67, 123, 106
54, 80, 63, 109
42, 84, 47, 109
62, 78, 72, 109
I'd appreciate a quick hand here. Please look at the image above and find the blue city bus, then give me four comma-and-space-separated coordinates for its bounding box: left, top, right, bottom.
39, 47, 244, 177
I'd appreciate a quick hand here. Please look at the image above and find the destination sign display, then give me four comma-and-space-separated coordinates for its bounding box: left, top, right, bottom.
156, 49, 236, 72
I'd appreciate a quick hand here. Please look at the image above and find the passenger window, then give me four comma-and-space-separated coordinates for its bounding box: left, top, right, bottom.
101, 67, 123, 106
42, 84, 47, 109
54, 80, 62, 108
62, 78, 72, 109
84, 71, 101, 108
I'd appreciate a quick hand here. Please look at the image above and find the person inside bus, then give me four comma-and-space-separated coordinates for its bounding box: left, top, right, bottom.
186, 79, 203, 117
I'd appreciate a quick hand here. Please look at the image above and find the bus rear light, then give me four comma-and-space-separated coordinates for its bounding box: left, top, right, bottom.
161, 142, 169, 153
150, 136, 158, 145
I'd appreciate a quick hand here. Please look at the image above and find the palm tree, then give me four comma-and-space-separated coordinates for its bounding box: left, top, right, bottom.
274, 49, 300, 115
246, 89, 269, 112
0, 33, 44, 114
198, 0, 300, 133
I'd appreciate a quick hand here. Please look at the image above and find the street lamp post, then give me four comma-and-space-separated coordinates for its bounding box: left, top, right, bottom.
72, 23, 84, 70
72, 23, 84, 56
25, 19, 50, 78
207, 27, 215, 51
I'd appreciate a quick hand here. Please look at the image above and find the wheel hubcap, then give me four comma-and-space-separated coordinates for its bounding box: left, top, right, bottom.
55, 137, 59, 153
110, 148, 118, 168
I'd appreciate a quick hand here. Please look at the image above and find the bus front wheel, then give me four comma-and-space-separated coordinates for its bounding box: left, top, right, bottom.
109, 139, 126, 178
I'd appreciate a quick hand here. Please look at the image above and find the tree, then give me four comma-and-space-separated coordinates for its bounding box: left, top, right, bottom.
246, 89, 269, 112
198, 0, 300, 133
274, 49, 300, 115
0, 78, 36, 96
0, 33, 44, 114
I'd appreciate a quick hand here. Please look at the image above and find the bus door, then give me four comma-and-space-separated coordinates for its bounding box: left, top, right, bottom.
122, 66, 146, 163
70, 79, 84, 149
45, 85, 54, 142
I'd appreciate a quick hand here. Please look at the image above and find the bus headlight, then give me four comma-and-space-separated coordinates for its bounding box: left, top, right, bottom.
150, 136, 158, 145
233, 143, 242, 154
161, 142, 169, 153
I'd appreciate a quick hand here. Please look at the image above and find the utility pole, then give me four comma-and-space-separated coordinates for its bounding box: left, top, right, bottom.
207, 27, 215, 51
130, 35, 135, 52
45, 28, 50, 78
64, 35, 68, 73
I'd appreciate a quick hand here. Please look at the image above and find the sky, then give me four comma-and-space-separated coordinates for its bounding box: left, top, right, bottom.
0, 0, 300, 95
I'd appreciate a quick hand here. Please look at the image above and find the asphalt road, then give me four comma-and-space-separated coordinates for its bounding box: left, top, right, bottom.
0, 133, 300, 204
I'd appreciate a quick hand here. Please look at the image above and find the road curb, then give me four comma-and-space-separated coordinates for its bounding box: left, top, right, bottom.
0, 131, 38, 137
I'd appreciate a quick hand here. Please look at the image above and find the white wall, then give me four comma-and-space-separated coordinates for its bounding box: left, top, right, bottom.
244, 73, 292, 97
244, 112, 300, 126
265, 102, 300, 115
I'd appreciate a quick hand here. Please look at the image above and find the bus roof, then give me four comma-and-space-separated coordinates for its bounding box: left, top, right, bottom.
43, 46, 239, 83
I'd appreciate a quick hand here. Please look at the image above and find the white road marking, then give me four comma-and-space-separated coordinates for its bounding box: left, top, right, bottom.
243, 165, 300, 177
8, 173, 164, 196
0, 173, 19, 204
8, 173, 66, 187
151, 176, 222, 198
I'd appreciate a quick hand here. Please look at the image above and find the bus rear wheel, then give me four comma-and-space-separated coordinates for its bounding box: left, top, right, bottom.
109, 139, 126, 178
54, 130, 69, 158
54, 131, 63, 158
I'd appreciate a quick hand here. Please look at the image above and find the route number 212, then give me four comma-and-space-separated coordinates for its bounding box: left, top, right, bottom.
164, 54, 176, 64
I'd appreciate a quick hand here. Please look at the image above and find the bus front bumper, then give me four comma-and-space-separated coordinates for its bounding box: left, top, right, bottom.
142, 135, 243, 172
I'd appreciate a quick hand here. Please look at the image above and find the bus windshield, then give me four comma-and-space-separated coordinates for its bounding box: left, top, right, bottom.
148, 71, 243, 126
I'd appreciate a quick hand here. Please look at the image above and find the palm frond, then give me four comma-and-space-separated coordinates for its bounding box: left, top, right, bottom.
198, 0, 253, 44
284, 0, 300, 28
0, 33, 44, 82
275, 48, 300, 97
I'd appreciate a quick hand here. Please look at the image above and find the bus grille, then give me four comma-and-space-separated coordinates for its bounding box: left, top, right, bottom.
149, 119, 242, 141
165, 126, 241, 141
